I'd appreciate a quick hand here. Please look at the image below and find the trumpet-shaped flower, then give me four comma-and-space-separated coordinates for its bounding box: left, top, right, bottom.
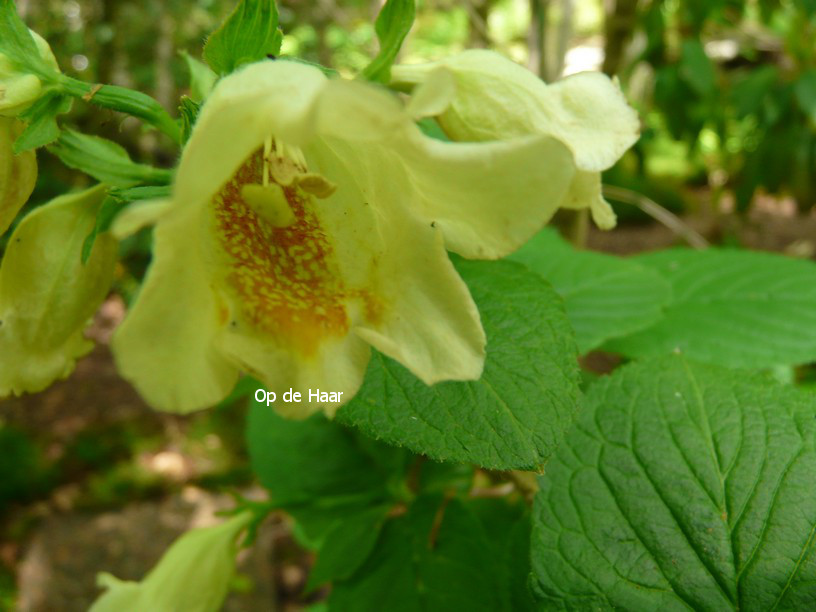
392, 49, 640, 229
0, 185, 116, 396
112, 60, 577, 417
90, 511, 252, 612
0, 29, 59, 116
0, 116, 36, 234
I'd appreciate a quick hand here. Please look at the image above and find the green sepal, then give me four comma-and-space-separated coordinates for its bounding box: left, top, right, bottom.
48, 129, 173, 188
360, 0, 416, 83
181, 51, 217, 102
13, 92, 71, 153
80, 185, 171, 264
178, 96, 201, 145
0, 0, 51, 74
203, 0, 283, 76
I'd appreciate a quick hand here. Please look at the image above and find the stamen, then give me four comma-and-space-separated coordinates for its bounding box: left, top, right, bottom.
262, 136, 272, 187
297, 173, 337, 199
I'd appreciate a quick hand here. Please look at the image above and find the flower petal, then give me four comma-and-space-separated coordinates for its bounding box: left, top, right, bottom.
399, 131, 575, 259
112, 207, 239, 413
393, 50, 640, 171
535, 71, 640, 172
0, 185, 115, 396
405, 67, 457, 119
315, 77, 410, 142
216, 329, 371, 419
307, 139, 486, 385
558, 170, 617, 230
175, 60, 328, 216
0, 117, 37, 235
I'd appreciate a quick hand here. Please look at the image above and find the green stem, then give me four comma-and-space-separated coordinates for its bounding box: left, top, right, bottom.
57, 75, 181, 144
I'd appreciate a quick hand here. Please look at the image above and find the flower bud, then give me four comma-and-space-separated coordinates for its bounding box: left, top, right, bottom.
393, 50, 641, 229
89, 511, 253, 612
0, 116, 37, 234
0, 185, 116, 397
0, 30, 60, 116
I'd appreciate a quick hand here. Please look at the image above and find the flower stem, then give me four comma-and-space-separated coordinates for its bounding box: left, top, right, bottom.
57, 75, 182, 145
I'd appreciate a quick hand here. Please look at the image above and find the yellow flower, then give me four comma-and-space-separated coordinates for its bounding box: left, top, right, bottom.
392, 49, 640, 229
89, 511, 252, 612
0, 30, 59, 116
112, 60, 577, 417
0, 116, 36, 235
0, 185, 116, 396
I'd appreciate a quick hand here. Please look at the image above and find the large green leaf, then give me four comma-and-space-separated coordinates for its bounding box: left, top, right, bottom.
531, 355, 816, 610
605, 248, 816, 368
338, 259, 581, 471
510, 229, 672, 353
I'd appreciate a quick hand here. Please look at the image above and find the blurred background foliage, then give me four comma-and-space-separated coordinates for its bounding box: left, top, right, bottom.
3, 0, 816, 608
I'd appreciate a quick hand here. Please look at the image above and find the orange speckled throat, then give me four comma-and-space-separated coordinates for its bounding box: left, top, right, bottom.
212, 147, 349, 355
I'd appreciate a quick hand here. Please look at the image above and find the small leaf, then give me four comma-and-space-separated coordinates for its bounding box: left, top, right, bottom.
679, 39, 716, 98
794, 69, 816, 124
338, 259, 581, 471
605, 248, 816, 368
510, 228, 672, 353
181, 51, 217, 101
531, 354, 816, 610
80, 185, 172, 264
246, 400, 409, 543
13, 93, 71, 153
329, 496, 525, 611
360, 0, 415, 83
48, 129, 173, 188
203, 0, 282, 76
306, 505, 390, 591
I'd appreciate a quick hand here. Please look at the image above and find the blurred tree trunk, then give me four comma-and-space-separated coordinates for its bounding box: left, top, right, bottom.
602, 0, 639, 76
97, 0, 120, 87
528, 0, 549, 78
554, 0, 573, 78
468, 0, 493, 49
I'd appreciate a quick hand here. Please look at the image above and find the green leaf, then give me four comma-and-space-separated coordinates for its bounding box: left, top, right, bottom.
731, 66, 778, 118
13, 93, 71, 153
306, 505, 391, 591
48, 129, 173, 188
795, 69, 816, 124
246, 400, 410, 543
329, 496, 511, 611
203, 0, 282, 76
605, 248, 816, 368
531, 354, 816, 610
510, 228, 672, 353
469, 498, 536, 610
181, 51, 217, 101
338, 259, 581, 471
360, 0, 415, 83
679, 39, 716, 98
